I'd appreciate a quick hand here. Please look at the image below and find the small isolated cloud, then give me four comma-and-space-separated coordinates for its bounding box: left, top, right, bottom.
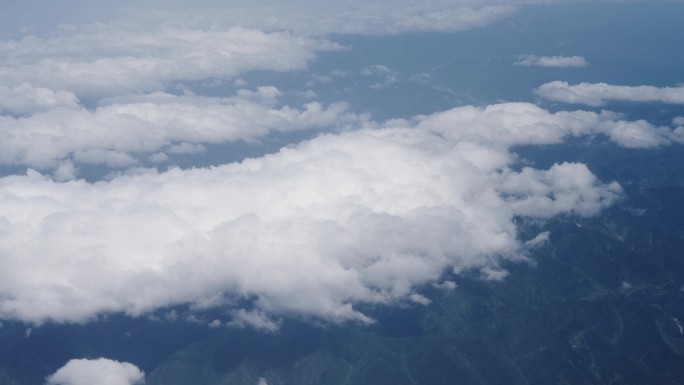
257, 378, 269, 385
523, 232, 550, 249
46, 358, 144, 385
515, 55, 587, 68
228, 310, 281, 333
535, 81, 684, 106
409, 293, 431, 305
361, 65, 400, 89
433, 281, 457, 290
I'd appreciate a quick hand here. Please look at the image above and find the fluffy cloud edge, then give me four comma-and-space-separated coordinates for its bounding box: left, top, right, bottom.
0, 88, 370, 172
46, 358, 144, 385
0, 102, 636, 327
1, 1, 518, 38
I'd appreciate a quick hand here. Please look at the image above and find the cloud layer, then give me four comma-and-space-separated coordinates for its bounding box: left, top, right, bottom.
0, 0, 678, 331
46, 358, 144, 385
1, 1, 518, 38
536, 81, 684, 106
0, 103, 632, 326
0, 25, 335, 97
0, 89, 366, 171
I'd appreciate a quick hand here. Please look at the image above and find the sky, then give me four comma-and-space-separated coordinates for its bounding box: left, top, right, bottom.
1, 1, 683, 384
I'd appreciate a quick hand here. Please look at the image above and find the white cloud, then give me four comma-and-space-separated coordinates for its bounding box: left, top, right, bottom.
0, 84, 79, 115
1, 1, 518, 38
166, 143, 207, 155
0, 103, 627, 326
0, 1, 524, 104
0, 2, 671, 328
361, 65, 400, 89
535, 81, 684, 106
54, 161, 78, 182
290, 3, 516, 35
0, 26, 337, 97
598, 118, 674, 148
46, 358, 144, 385
228, 310, 281, 332
515, 55, 587, 68
409, 102, 681, 149
148, 153, 170, 164
432, 281, 457, 290
0, 90, 367, 170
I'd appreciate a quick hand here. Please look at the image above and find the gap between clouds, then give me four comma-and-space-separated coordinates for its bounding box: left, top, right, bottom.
0, 102, 650, 328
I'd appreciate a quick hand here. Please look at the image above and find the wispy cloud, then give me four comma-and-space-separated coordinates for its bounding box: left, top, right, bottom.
361, 65, 400, 89
515, 55, 588, 68
0, 1, 517, 37
536, 81, 684, 106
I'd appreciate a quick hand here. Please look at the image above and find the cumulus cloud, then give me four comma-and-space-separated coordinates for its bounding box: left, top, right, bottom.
0, 90, 367, 170
0, 0, 671, 330
228, 310, 281, 332
408, 102, 682, 149
515, 55, 587, 68
0, 84, 79, 115
535, 81, 684, 106
0, 103, 629, 326
46, 358, 144, 385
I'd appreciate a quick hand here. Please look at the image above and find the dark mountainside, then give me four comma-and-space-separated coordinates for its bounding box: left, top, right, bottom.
1, 142, 683, 385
